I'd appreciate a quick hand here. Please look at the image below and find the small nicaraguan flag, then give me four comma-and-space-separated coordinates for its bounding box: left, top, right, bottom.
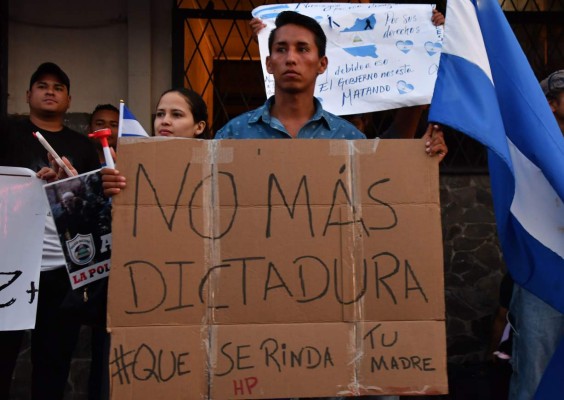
428, 1, 564, 398
118, 102, 150, 138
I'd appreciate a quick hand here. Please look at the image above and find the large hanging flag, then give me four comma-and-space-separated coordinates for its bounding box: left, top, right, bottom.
428, 1, 564, 397
118, 102, 150, 138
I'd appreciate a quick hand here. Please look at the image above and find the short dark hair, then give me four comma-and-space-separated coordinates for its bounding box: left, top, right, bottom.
89, 104, 119, 125
158, 88, 209, 138
268, 11, 327, 58
29, 62, 70, 92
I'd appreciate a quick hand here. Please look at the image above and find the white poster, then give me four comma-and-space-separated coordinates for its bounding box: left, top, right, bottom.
253, 3, 443, 115
0, 167, 46, 331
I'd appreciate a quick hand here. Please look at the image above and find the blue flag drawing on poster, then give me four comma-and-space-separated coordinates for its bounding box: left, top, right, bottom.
118, 102, 150, 138
428, 0, 564, 398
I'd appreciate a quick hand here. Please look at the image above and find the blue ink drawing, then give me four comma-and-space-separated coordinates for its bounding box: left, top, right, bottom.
341, 14, 376, 32
397, 80, 414, 94
428, 64, 439, 75
424, 41, 443, 56
396, 40, 414, 54
343, 45, 378, 58
328, 16, 341, 29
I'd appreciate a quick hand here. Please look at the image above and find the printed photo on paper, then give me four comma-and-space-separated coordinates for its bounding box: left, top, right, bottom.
44, 169, 112, 289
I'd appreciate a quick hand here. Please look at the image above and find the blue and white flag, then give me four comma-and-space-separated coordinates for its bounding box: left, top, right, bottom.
429, 0, 564, 397
118, 102, 150, 138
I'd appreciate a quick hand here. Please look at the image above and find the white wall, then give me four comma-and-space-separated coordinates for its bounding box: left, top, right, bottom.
7, 0, 171, 131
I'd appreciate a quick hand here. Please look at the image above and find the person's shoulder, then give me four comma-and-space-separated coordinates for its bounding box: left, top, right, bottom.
2, 117, 35, 143
5, 116, 32, 132
215, 108, 259, 138
322, 111, 366, 139
1, 118, 37, 166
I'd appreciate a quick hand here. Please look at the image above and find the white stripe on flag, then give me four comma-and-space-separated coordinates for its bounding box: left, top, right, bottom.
509, 139, 564, 258
121, 119, 149, 137
442, 0, 492, 81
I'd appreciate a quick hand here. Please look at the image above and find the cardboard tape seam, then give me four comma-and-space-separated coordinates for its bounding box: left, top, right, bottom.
202, 140, 221, 325
347, 140, 366, 393
329, 138, 380, 156
190, 140, 234, 164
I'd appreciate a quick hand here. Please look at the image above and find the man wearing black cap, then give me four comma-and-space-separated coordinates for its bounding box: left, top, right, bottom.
3, 62, 99, 171
0, 62, 99, 400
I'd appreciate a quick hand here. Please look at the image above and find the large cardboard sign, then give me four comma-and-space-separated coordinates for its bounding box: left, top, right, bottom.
108, 138, 446, 398
253, 3, 443, 115
0, 167, 46, 330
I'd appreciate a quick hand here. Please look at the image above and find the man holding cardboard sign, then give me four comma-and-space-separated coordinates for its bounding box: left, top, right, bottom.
101, 11, 448, 400
218, 10, 446, 400
215, 10, 447, 157
214, 11, 446, 400
101, 11, 447, 195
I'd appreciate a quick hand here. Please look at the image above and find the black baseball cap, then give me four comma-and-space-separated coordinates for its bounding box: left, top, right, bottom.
540, 70, 564, 96
29, 62, 70, 92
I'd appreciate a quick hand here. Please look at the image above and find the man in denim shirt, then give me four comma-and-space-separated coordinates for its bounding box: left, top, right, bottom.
99, 10, 449, 399
216, 10, 447, 157
215, 10, 446, 400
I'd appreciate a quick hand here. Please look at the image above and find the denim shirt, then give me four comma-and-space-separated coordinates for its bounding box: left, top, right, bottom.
215, 97, 366, 140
